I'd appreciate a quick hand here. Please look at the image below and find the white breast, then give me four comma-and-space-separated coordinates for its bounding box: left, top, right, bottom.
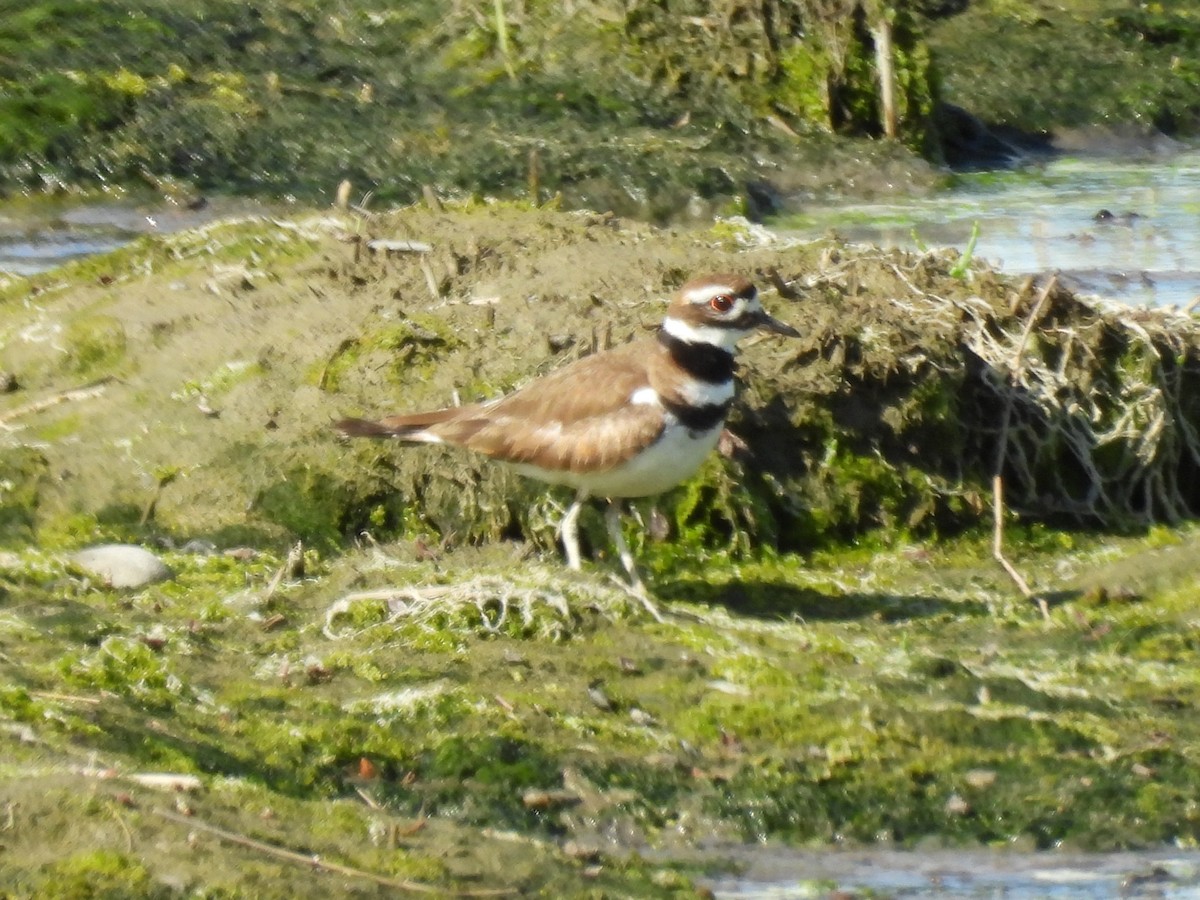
593, 418, 723, 497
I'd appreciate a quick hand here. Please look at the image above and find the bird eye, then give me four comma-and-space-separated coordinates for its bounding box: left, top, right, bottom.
709, 294, 734, 312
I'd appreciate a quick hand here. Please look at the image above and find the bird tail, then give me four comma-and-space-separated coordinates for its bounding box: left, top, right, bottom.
335, 417, 407, 438
335, 413, 456, 444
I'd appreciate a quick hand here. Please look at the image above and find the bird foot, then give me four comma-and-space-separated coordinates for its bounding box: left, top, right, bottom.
606, 573, 667, 623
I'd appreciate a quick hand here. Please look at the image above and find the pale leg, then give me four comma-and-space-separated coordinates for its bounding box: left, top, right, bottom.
604, 499, 644, 592
605, 500, 665, 622
559, 490, 588, 570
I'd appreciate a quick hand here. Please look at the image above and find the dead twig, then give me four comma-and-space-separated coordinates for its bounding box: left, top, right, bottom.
318, 338, 358, 391
419, 257, 441, 303
140, 468, 181, 527
0, 376, 117, 426
31, 691, 102, 705
764, 266, 800, 300
421, 184, 443, 211
261, 542, 304, 604
353, 786, 381, 810
992, 475, 1036, 598
109, 801, 135, 853
152, 808, 515, 896
993, 277, 1055, 620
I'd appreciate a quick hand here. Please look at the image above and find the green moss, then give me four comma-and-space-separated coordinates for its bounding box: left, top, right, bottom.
707, 218, 760, 248
29, 850, 161, 900
6, 517, 1200, 891
31, 411, 84, 442
182, 231, 315, 271
0, 446, 48, 543
35, 511, 110, 549
0, 0, 943, 215
172, 359, 262, 402
420, 734, 562, 830
58, 635, 185, 710
0, 684, 40, 721
6, 189, 1200, 891
775, 45, 831, 125
256, 462, 361, 546
316, 313, 464, 393
63, 313, 126, 376
927, 0, 1200, 134
787, 444, 933, 546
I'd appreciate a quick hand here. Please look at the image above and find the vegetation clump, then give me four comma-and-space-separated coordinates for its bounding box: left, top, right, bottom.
927, 0, 1200, 137
0, 1, 941, 214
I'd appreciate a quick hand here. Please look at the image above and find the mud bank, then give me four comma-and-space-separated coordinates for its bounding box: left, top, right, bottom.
2, 203, 1199, 551
4, 204, 1200, 895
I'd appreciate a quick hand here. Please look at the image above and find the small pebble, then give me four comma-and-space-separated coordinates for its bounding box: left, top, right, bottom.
72, 544, 172, 589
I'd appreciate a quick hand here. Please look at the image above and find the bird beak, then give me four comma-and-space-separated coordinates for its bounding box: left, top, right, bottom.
755, 308, 800, 338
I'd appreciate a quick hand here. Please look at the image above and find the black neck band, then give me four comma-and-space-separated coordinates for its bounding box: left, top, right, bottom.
661, 397, 731, 433
657, 328, 736, 384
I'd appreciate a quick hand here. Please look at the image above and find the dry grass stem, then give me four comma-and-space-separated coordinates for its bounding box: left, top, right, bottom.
0, 376, 117, 427
152, 808, 515, 896
323, 572, 647, 641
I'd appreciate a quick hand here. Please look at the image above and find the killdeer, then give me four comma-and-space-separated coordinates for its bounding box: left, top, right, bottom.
337, 273, 799, 596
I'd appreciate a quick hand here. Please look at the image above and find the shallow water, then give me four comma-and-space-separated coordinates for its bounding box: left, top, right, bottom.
704, 847, 1200, 899
0, 196, 269, 276
7, 154, 1200, 310
774, 151, 1200, 308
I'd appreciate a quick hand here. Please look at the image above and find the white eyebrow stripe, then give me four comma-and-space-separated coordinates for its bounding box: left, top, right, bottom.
681, 285, 734, 307
681, 283, 757, 305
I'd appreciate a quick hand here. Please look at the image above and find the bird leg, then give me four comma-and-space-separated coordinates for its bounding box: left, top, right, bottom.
559, 494, 664, 622
558, 490, 588, 570
604, 499, 644, 592
604, 500, 666, 622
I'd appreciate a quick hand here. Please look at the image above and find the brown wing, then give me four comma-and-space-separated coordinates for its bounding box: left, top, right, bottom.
429, 342, 666, 473
446, 396, 665, 474
478, 342, 651, 421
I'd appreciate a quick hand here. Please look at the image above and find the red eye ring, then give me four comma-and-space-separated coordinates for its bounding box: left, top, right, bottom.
709, 294, 734, 312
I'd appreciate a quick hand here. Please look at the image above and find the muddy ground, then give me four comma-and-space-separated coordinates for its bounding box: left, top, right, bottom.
3, 203, 1200, 896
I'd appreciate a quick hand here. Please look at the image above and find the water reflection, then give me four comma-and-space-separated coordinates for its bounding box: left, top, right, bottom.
774, 152, 1200, 308
705, 847, 1200, 898
0, 231, 130, 275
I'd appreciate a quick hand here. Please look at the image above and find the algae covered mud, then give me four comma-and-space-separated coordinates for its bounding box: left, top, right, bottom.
4, 204, 1200, 895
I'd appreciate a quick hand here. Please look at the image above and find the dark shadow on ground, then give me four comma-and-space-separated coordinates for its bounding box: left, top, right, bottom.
654, 575, 994, 622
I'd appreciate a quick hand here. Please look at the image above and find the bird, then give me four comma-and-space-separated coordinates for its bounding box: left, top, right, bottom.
336, 272, 799, 597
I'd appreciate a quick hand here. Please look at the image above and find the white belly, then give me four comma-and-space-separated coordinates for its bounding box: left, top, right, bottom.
511, 420, 723, 499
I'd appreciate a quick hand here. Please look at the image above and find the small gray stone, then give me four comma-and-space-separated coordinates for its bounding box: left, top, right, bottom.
72, 544, 173, 589
181, 539, 217, 555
